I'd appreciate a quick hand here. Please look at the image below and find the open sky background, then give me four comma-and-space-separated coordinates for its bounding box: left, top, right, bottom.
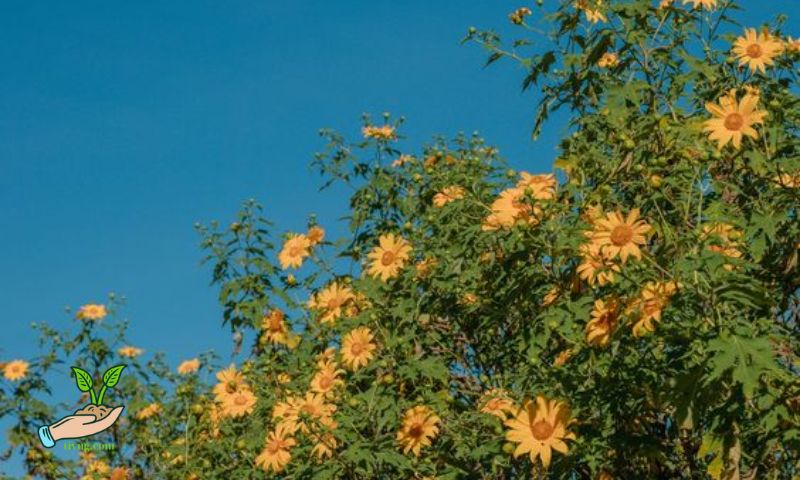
1, 0, 798, 474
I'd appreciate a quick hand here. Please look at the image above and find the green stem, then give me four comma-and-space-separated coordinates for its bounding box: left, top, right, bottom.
96, 385, 107, 405
89, 389, 98, 405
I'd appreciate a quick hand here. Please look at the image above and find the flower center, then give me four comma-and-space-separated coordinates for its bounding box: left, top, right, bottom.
266, 439, 282, 454
319, 375, 333, 389
408, 423, 424, 438
746, 43, 763, 58
381, 251, 396, 266
350, 342, 365, 355
530, 420, 555, 440
610, 225, 634, 246
289, 246, 302, 257
724, 113, 744, 131
234, 394, 248, 406
327, 298, 342, 310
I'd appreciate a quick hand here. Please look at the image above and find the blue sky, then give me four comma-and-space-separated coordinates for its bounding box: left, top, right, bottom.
1, 0, 798, 471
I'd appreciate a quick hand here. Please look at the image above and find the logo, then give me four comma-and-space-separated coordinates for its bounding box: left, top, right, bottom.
37, 365, 126, 448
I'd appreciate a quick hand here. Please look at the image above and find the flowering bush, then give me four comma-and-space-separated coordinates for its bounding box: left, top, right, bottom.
3, 0, 800, 478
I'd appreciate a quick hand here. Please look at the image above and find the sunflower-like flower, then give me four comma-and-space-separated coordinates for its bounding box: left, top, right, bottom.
212, 365, 248, 404
396, 406, 441, 456
509, 7, 532, 25
311, 431, 338, 459
261, 309, 289, 344
136, 403, 161, 420
517, 173, 557, 200
220, 388, 257, 418
504, 395, 576, 468
76, 304, 107, 321
588, 209, 651, 263
597, 52, 619, 68
362, 125, 396, 140
432, 186, 466, 207
774, 171, 800, 188
307, 226, 325, 245
310, 361, 345, 396
786, 37, 800, 53
482, 187, 540, 231
341, 327, 378, 370
703, 89, 767, 150
118, 346, 143, 358
415, 257, 438, 278
732, 28, 783, 74
681, 0, 717, 9
367, 234, 412, 281
577, 243, 620, 286
553, 349, 573, 367
273, 392, 337, 434
3, 360, 29, 381
255, 424, 297, 473
627, 281, 679, 336
576, 0, 606, 23
177, 358, 200, 375
586, 299, 618, 347
109, 467, 129, 480
479, 388, 516, 420
308, 283, 356, 324
278, 234, 312, 270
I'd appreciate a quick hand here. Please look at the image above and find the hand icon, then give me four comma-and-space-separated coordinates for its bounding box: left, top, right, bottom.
38, 406, 124, 448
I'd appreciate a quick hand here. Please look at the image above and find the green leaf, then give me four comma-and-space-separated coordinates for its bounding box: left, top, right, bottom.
71, 366, 93, 392
102, 364, 126, 388
706, 334, 778, 398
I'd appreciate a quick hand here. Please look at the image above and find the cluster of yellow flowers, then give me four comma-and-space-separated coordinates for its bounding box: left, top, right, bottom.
307, 281, 365, 324
253, 326, 380, 472
361, 124, 397, 141
76, 303, 107, 321
278, 225, 325, 269
78, 452, 129, 480
482, 172, 556, 231
212, 365, 257, 418
432, 185, 465, 208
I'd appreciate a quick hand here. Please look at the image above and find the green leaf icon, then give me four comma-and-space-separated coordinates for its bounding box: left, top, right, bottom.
103, 364, 126, 388
71, 367, 93, 392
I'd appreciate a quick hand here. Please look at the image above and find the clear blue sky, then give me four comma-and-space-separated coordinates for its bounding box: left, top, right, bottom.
1, 0, 797, 469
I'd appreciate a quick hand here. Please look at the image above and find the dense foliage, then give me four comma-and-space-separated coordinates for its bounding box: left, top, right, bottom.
3, 0, 800, 478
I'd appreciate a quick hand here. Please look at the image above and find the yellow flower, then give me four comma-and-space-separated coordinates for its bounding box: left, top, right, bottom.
586, 299, 618, 347
517, 172, 557, 200
308, 283, 356, 324
588, 209, 651, 263
597, 52, 619, 68
311, 431, 338, 459
658, 0, 673, 8
542, 286, 560, 307
509, 7, 532, 25
362, 125, 396, 140
628, 281, 679, 337
341, 327, 377, 371
212, 365, 248, 404
82, 459, 110, 480
732, 28, 783, 74
415, 257, 437, 278
479, 389, 515, 420
482, 187, 540, 231
504, 395, 576, 468
261, 309, 289, 343
310, 361, 345, 396
76, 304, 107, 321
595, 470, 614, 480
366, 234, 412, 281
774, 172, 800, 188
392, 154, 414, 167
110, 467, 129, 480
396, 406, 440, 456
136, 403, 161, 420
553, 348, 573, 367
3, 360, 29, 381
278, 234, 311, 269
703, 89, 766, 150
117, 346, 143, 358
220, 388, 257, 418
576, 0, 606, 23
786, 37, 800, 53
276, 373, 291, 385
432, 186, 465, 207
273, 392, 337, 434
701, 223, 743, 268
177, 358, 200, 375
307, 226, 325, 245
681, 0, 717, 9
577, 243, 620, 286
255, 424, 296, 473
